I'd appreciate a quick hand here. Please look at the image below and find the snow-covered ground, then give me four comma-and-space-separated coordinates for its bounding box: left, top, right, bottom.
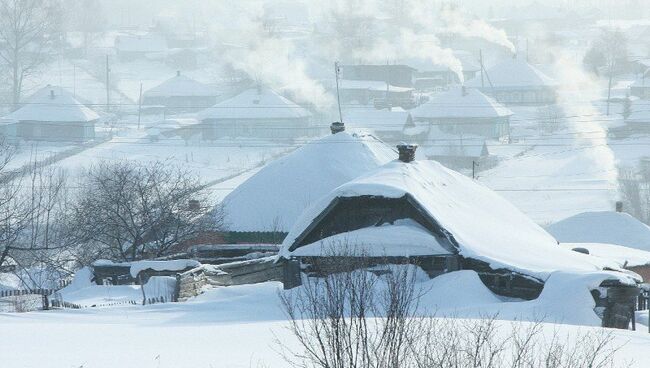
2, 271, 649, 368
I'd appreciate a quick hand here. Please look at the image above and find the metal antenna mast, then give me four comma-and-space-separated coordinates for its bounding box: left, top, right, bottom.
334, 61, 343, 123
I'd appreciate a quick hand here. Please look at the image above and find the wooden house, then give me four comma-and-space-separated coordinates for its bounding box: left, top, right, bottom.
199, 87, 313, 140
411, 87, 513, 140
465, 57, 557, 105
143, 71, 218, 113
423, 128, 493, 170
407, 50, 481, 89
340, 64, 416, 88
114, 34, 168, 61
624, 101, 650, 132
629, 72, 650, 99
2, 86, 97, 142
338, 79, 415, 108
279, 145, 641, 328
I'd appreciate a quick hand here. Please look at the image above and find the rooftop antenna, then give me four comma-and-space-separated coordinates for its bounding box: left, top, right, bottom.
334, 61, 343, 123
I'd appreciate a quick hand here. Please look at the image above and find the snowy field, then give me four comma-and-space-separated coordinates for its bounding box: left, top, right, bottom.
1, 273, 649, 368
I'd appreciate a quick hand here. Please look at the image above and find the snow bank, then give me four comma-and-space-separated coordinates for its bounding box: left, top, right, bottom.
282, 160, 625, 281
547, 211, 650, 252
419, 270, 502, 310
220, 131, 395, 232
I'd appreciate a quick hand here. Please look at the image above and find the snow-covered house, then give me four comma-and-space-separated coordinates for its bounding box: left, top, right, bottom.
2, 86, 98, 142
629, 73, 650, 99
142, 71, 218, 113
407, 50, 481, 89
423, 128, 492, 170
219, 124, 395, 233
465, 57, 557, 105
280, 145, 641, 324
114, 34, 168, 61
624, 101, 650, 132
342, 107, 412, 144
410, 87, 513, 140
199, 87, 313, 140
338, 79, 415, 108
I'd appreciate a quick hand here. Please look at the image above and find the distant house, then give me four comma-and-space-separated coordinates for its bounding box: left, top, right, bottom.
279, 145, 640, 322
341, 64, 416, 88
465, 57, 557, 105
114, 34, 168, 61
142, 71, 219, 113
338, 79, 415, 108
218, 123, 395, 233
624, 101, 650, 132
199, 87, 313, 140
342, 107, 412, 144
407, 50, 481, 89
629, 72, 650, 99
410, 87, 513, 140
2, 86, 97, 142
423, 128, 492, 170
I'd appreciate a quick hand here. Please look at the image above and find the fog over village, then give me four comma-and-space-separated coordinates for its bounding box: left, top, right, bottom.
2, 0, 650, 367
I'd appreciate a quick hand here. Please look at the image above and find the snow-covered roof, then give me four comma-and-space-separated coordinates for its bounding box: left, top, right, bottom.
342, 107, 410, 133
2, 86, 99, 123
144, 73, 217, 98
547, 211, 650, 252
339, 79, 413, 92
221, 131, 396, 232
199, 88, 312, 120
465, 58, 557, 89
560, 242, 650, 268
115, 34, 168, 53
411, 87, 513, 119
281, 160, 623, 280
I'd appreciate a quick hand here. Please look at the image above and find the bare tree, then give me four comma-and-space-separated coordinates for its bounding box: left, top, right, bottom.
277, 245, 628, 368
0, 0, 63, 105
70, 160, 222, 262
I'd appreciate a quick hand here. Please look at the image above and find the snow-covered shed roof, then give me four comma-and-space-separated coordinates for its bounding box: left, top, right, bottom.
144, 73, 217, 98
547, 211, 650, 252
2, 86, 99, 123
281, 160, 624, 280
411, 87, 513, 120
221, 131, 396, 232
199, 88, 312, 120
465, 58, 557, 90
342, 107, 411, 133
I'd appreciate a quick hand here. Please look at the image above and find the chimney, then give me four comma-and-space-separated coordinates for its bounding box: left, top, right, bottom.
176, 70, 181, 77
330, 122, 345, 134
615, 201, 623, 213
396, 143, 417, 163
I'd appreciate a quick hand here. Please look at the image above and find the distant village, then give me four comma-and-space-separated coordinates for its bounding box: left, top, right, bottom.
1, 2, 650, 364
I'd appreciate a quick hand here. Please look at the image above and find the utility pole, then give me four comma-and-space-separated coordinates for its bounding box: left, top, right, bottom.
105, 55, 110, 113
334, 61, 343, 123
472, 160, 478, 180
478, 50, 485, 88
607, 60, 613, 116
137, 82, 143, 129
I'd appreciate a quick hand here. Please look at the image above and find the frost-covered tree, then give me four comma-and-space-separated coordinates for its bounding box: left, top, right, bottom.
70, 161, 222, 262
0, 0, 63, 105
